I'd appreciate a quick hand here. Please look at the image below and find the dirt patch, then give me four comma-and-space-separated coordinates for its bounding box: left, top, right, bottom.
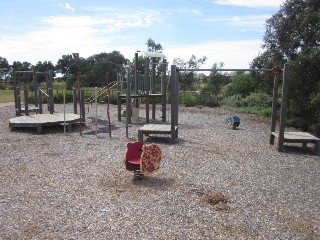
199, 191, 229, 210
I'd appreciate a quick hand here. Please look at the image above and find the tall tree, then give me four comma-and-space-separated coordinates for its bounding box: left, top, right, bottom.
0, 57, 10, 81
251, 0, 320, 135
56, 53, 87, 76
35, 61, 56, 81
173, 55, 207, 91
146, 38, 163, 52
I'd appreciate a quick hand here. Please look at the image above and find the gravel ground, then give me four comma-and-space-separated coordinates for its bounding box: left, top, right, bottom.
0, 102, 319, 239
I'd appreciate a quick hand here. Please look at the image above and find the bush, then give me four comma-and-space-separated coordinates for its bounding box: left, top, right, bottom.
53, 90, 74, 103
179, 92, 200, 107
221, 92, 275, 116
224, 73, 258, 97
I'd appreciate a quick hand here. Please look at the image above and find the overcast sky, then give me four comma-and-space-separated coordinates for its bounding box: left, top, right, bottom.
0, 0, 285, 68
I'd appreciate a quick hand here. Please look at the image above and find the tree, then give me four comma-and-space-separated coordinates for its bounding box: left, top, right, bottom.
35, 61, 56, 82
146, 38, 163, 52
0, 57, 10, 82
200, 63, 231, 107
56, 53, 87, 76
173, 55, 207, 91
251, 0, 320, 135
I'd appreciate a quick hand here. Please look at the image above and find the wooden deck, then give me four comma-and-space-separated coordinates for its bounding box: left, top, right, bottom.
271, 131, 320, 155
138, 124, 178, 143
9, 113, 81, 133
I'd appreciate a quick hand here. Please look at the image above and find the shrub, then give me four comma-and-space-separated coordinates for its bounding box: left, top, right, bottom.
179, 92, 200, 107
224, 73, 258, 97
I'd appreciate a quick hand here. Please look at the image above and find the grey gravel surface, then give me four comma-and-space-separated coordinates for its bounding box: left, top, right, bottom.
0, 103, 319, 239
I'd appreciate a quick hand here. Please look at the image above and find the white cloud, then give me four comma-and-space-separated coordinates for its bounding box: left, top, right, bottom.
59, 2, 75, 12
164, 39, 264, 69
212, 0, 284, 8
0, 12, 161, 64
206, 14, 271, 28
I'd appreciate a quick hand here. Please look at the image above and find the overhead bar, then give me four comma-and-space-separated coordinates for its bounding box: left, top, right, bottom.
177, 68, 274, 72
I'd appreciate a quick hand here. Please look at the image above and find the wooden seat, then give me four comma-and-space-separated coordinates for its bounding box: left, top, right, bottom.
125, 141, 162, 179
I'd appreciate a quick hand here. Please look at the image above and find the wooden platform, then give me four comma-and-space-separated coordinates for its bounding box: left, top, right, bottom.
271, 131, 320, 155
9, 113, 81, 134
138, 124, 178, 143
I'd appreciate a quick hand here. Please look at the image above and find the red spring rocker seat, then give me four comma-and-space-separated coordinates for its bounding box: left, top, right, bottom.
125, 141, 162, 179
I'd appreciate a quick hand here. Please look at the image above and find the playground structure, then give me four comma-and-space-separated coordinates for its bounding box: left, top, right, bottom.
141, 64, 318, 155
12, 69, 54, 116
9, 69, 85, 133
269, 64, 319, 155
117, 51, 168, 125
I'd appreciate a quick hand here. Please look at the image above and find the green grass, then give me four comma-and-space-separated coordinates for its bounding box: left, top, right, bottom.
0, 89, 14, 103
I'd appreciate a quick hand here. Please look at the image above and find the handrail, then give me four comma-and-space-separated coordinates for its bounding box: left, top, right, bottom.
39, 88, 49, 97
85, 81, 124, 103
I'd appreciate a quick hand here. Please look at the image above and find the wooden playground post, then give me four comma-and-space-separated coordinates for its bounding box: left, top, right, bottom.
278, 63, 290, 152
126, 73, 131, 137
38, 89, 43, 114
33, 68, 38, 108
116, 73, 120, 121
117, 73, 121, 121
162, 59, 167, 122
80, 89, 85, 121
106, 72, 111, 138
48, 88, 54, 114
145, 57, 150, 123
171, 64, 178, 143
270, 67, 281, 145
151, 57, 156, 120
24, 87, 29, 116
73, 88, 77, 114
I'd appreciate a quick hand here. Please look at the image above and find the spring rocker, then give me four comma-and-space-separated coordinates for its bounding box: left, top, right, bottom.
125, 142, 162, 179
226, 115, 240, 129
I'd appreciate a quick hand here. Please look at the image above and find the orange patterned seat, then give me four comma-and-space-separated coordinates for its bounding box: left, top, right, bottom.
125, 142, 162, 179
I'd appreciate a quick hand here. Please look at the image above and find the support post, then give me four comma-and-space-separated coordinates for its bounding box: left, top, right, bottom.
24, 88, 29, 116
73, 88, 77, 114
117, 73, 121, 121
170, 65, 177, 143
134, 52, 138, 94
126, 74, 131, 137
48, 88, 54, 114
17, 86, 21, 116
145, 57, 150, 123
278, 64, 290, 152
13, 70, 19, 116
38, 89, 43, 114
152, 57, 156, 120
270, 67, 280, 145
162, 59, 167, 122
33, 68, 38, 107
80, 89, 85, 121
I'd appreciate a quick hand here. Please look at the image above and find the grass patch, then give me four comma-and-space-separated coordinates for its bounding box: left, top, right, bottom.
0, 89, 14, 103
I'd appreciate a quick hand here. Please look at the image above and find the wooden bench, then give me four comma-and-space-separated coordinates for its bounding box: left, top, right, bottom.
271, 131, 320, 156
138, 124, 178, 143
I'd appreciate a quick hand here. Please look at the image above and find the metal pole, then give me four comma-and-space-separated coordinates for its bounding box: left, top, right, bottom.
177, 68, 273, 72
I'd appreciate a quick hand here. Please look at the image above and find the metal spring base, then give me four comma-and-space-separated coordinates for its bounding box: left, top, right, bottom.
134, 170, 144, 180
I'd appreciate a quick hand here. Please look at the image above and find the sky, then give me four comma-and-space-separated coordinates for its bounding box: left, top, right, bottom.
0, 0, 285, 69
